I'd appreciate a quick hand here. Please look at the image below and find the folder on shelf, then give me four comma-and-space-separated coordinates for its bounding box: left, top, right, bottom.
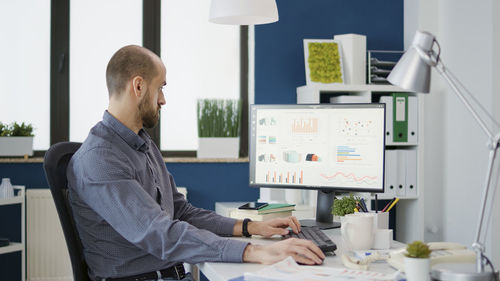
405, 149, 418, 197
384, 93, 418, 145
384, 149, 397, 197
393, 93, 408, 143
380, 94, 418, 145
407, 96, 418, 145
395, 150, 406, 198
380, 96, 394, 145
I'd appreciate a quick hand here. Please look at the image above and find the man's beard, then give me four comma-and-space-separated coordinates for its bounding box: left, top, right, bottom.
138, 90, 160, 129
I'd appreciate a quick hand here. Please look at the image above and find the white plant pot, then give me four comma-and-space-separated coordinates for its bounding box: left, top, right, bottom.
404, 257, 430, 281
0, 136, 34, 156
197, 137, 239, 158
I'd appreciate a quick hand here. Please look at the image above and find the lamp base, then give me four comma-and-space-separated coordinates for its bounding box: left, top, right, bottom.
431, 263, 498, 281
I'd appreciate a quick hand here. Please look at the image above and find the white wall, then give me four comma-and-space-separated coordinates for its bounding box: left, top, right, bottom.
407, 0, 500, 268
405, 0, 446, 243
440, 0, 499, 267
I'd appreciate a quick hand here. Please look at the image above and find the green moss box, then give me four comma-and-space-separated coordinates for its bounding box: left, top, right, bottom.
303, 39, 345, 85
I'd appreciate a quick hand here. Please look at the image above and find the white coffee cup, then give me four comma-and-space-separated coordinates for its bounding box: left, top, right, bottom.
341, 213, 376, 250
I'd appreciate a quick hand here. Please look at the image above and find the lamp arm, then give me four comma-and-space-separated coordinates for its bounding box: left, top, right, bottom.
472, 147, 499, 272
434, 59, 500, 273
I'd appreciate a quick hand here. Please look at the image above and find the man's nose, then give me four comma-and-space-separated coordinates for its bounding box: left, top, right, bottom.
159, 92, 166, 106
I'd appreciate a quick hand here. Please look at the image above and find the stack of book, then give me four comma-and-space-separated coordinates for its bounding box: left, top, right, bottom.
229, 203, 295, 221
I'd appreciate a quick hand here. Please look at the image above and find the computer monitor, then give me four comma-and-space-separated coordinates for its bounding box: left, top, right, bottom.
249, 103, 385, 229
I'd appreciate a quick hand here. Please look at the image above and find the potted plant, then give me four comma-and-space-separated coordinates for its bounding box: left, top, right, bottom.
404, 240, 432, 281
332, 194, 360, 217
197, 99, 241, 158
0, 121, 35, 157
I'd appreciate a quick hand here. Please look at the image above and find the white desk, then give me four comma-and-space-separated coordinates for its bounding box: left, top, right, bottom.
196, 228, 405, 281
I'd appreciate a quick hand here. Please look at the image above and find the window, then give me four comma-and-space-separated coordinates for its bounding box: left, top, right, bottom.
160, 0, 240, 151
18, 0, 247, 156
0, 0, 51, 150
69, 0, 142, 142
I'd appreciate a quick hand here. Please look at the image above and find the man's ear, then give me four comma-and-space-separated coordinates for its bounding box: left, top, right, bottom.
131, 76, 146, 98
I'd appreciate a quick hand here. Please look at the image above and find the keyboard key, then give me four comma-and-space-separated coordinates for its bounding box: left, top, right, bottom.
282, 226, 337, 254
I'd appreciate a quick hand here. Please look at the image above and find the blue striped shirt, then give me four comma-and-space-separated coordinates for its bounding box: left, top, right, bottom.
67, 111, 248, 280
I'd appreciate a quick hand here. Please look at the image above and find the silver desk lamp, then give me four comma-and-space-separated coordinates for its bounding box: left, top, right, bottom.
388, 30, 499, 281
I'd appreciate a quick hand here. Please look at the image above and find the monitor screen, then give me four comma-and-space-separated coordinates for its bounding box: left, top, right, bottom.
249, 103, 385, 228
250, 103, 385, 192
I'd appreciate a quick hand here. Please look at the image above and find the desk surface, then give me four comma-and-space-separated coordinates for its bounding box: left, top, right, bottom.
196, 228, 405, 281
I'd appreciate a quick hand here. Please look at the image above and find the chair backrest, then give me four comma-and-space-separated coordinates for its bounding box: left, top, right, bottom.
43, 142, 91, 281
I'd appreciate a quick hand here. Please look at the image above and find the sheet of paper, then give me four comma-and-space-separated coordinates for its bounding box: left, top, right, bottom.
244, 256, 399, 281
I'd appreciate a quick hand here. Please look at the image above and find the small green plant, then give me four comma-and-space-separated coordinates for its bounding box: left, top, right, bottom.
0, 122, 34, 137
332, 194, 360, 216
197, 99, 241, 138
0, 123, 8, 136
405, 240, 432, 259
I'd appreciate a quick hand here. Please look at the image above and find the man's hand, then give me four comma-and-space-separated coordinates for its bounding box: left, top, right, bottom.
243, 238, 325, 265
233, 216, 301, 237
249, 216, 301, 237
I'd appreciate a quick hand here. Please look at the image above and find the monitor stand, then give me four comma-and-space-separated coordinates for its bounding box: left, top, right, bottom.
299, 190, 340, 230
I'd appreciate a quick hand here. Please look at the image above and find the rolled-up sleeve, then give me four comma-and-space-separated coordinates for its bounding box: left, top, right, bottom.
70, 146, 248, 264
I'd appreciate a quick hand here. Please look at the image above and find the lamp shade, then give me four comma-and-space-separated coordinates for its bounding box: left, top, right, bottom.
209, 0, 279, 25
387, 31, 436, 93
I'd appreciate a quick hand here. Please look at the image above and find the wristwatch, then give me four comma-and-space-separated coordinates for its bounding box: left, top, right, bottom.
242, 218, 252, 237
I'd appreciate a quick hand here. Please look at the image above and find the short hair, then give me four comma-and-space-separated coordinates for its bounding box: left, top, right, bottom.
106, 45, 159, 97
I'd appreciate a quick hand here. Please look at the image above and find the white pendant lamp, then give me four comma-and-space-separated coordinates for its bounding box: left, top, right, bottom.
209, 0, 279, 25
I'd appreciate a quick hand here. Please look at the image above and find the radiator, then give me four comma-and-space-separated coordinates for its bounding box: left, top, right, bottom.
27, 189, 73, 281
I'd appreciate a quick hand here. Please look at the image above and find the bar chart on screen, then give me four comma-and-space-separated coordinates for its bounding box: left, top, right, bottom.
291, 118, 319, 134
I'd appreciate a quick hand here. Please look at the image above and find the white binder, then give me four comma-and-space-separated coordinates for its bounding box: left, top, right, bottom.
395, 150, 406, 197
384, 149, 397, 197
405, 149, 418, 197
380, 96, 394, 145
407, 96, 418, 145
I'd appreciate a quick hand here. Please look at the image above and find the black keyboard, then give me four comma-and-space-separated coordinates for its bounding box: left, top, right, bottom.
282, 226, 337, 254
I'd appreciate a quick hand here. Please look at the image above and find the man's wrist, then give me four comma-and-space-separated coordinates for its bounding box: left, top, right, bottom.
242, 218, 252, 237
247, 220, 258, 236
242, 243, 262, 263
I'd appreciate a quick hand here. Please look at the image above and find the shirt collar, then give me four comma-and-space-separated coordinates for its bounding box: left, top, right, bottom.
102, 110, 147, 151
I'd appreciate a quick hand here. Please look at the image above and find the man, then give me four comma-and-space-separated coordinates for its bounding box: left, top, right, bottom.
67, 45, 324, 281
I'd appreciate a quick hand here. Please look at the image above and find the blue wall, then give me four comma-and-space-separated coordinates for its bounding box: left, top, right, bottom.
0, 162, 256, 211
256, 0, 403, 105
0, 1, 403, 279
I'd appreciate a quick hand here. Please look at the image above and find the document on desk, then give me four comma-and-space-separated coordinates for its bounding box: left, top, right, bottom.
243, 257, 398, 281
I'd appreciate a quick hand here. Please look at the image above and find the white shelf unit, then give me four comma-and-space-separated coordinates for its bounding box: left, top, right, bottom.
295, 84, 423, 243
0, 185, 25, 281
296, 84, 411, 104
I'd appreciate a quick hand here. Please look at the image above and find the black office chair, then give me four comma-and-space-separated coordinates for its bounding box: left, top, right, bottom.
43, 142, 91, 281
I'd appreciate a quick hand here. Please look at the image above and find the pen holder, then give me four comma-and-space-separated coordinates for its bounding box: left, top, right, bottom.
370, 211, 389, 229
